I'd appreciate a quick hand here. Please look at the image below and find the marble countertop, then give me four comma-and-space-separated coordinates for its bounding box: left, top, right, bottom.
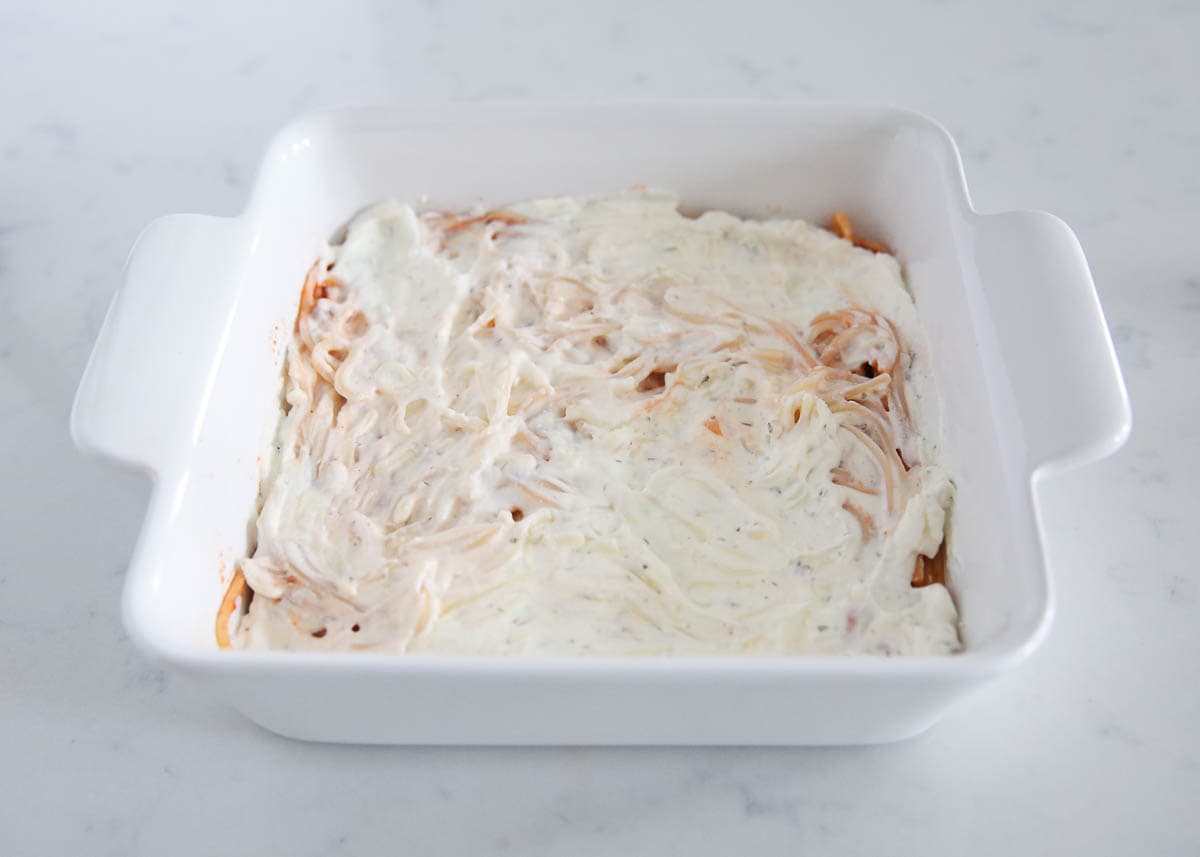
2, 1, 1196, 853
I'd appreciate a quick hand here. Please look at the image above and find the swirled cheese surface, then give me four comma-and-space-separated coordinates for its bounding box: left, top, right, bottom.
233, 191, 959, 656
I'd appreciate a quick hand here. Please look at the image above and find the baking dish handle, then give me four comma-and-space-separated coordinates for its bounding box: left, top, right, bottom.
972, 210, 1131, 475
71, 214, 248, 473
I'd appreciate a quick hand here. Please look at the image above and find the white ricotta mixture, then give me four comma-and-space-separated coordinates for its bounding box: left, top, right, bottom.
233, 190, 959, 655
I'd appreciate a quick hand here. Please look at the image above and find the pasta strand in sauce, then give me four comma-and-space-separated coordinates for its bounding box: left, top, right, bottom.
220, 192, 958, 655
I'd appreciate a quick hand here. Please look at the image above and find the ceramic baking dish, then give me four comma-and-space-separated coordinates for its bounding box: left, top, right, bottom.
72, 104, 1130, 745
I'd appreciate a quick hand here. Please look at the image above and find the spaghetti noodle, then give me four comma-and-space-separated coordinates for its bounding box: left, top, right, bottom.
223, 191, 958, 655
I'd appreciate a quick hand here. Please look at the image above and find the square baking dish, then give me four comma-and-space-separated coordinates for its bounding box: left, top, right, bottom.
72, 104, 1130, 745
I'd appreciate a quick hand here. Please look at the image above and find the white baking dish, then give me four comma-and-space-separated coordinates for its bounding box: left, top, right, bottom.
72, 104, 1130, 745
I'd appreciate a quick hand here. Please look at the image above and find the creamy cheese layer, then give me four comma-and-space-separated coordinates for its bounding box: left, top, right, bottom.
234, 190, 959, 655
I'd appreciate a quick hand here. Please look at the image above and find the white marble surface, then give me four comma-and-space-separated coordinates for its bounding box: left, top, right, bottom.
2, 0, 1196, 853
